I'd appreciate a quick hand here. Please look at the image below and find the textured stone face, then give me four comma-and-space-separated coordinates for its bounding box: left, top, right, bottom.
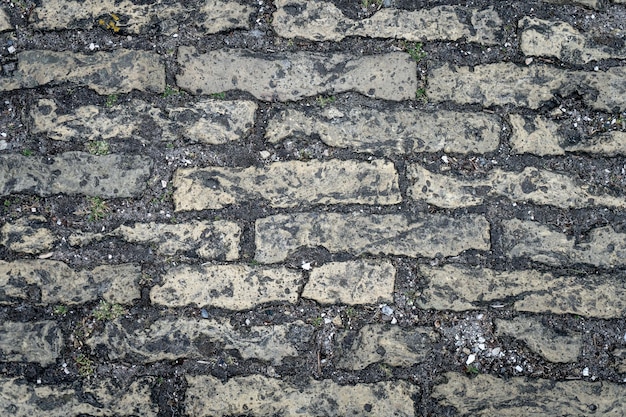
0, 8, 11, 31
0, 216, 56, 254
0, 321, 64, 366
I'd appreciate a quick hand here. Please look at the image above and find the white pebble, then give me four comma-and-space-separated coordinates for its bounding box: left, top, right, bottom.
161, 180, 167, 188
7, 45, 16, 54
466, 354, 476, 365
582, 367, 590, 377
301, 261, 311, 271
515, 365, 523, 372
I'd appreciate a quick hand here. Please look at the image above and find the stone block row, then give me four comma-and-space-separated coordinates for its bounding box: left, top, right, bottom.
0, 321, 63, 366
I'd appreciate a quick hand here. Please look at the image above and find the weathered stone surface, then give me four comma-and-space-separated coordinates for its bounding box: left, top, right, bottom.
266, 107, 501, 155
416, 264, 626, 318
0, 321, 63, 366
31, 98, 256, 144
503, 219, 626, 267
273, 0, 501, 44
150, 264, 301, 310
433, 372, 626, 416
0, 216, 56, 254
408, 164, 626, 209
302, 260, 395, 305
336, 324, 438, 370
542, 0, 599, 8
0, 260, 140, 305
255, 212, 490, 263
0, 8, 11, 31
0, 377, 158, 416
177, 47, 417, 101
0, 50, 164, 94
186, 375, 417, 416
495, 317, 581, 363
173, 160, 401, 211
613, 349, 626, 373
428, 63, 626, 111
87, 317, 313, 365
520, 17, 625, 63
510, 114, 626, 156
0, 152, 152, 198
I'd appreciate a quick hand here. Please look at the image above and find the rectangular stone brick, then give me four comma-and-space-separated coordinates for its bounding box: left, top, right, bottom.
173, 160, 401, 211
255, 212, 490, 263
186, 375, 417, 416
0, 8, 11, 31
0, 152, 152, 198
177, 47, 417, 101
408, 164, 626, 209
0, 321, 63, 366
1, 216, 56, 254
0, 50, 164, 94
150, 264, 301, 310
542, 0, 599, 8
266, 107, 501, 155
0, 260, 140, 305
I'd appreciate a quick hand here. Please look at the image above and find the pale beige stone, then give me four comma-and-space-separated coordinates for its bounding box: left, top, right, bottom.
542, 0, 600, 8
0, 8, 11, 31
186, 374, 417, 416
0, 321, 63, 366
177, 47, 417, 101
613, 349, 626, 373
0, 216, 56, 254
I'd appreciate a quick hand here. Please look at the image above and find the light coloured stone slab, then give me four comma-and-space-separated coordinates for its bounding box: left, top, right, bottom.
177, 47, 417, 101
266, 107, 501, 155
0, 152, 152, 198
1, 216, 56, 254
0, 260, 140, 305
542, 0, 600, 8
150, 264, 301, 310
0, 8, 11, 31
503, 219, 626, 267
173, 160, 401, 211
408, 165, 626, 209
87, 317, 313, 365
186, 374, 417, 417
0, 321, 63, 366
433, 372, 626, 416
255, 212, 490, 263
274, 0, 501, 44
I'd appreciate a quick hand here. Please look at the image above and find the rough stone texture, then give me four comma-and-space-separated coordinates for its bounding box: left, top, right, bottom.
613, 349, 626, 374
273, 0, 501, 44
255, 213, 490, 263
87, 317, 313, 365
0, 216, 56, 254
336, 325, 438, 370
433, 372, 626, 416
495, 317, 582, 363
520, 17, 625, 63
0, 152, 152, 198
408, 164, 626, 209
302, 260, 396, 305
428, 63, 626, 111
510, 114, 626, 156
31, 98, 257, 144
416, 264, 626, 318
150, 264, 301, 310
0, 377, 158, 416
0, 8, 11, 31
0, 321, 63, 366
173, 160, 401, 211
503, 219, 626, 267
0, 260, 140, 305
0, 50, 164, 94
177, 47, 417, 101
542, 0, 599, 8
186, 375, 417, 416
266, 107, 501, 155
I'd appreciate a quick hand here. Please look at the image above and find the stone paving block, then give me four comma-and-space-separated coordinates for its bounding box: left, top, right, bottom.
0, 216, 56, 254
495, 317, 582, 363
302, 260, 396, 305
0, 49, 164, 94
273, 0, 501, 44
31, 98, 257, 144
150, 264, 301, 310
0, 321, 63, 366
186, 374, 417, 416
510, 114, 626, 156
542, 0, 600, 8
503, 219, 626, 267
0, 377, 158, 416
433, 372, 626, 416
176, 47, 417, 101
407, 164, 626, 209
415, 264, 626, 318
0, 260, 140, 305
520, 17, 625, 63
87, 317, 313, 365
172, 160, 401, 211
0, 152, 152, 198
255, 212, 490, 263
266, 107, 501, 155
0, 8, 11, 31
336, 324, 438, 370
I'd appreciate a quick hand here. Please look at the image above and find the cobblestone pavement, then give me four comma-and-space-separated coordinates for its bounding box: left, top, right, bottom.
1, 0, 625, 416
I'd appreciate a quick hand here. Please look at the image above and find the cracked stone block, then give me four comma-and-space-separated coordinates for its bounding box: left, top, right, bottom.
0, 8, 11, 31
1, 216, 56, 254
0, 321, 63, 366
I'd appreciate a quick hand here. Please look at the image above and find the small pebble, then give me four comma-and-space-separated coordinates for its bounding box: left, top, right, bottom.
259, 150, 271, 159
7, 45, 16, 54
301, 261, 311, 271
515, 365, 523, 372
582, 367, 590, 377
200, 308, 209, 319
466, 354, 476, 365
381, 305, 394, 316
525, 57, 533, 65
